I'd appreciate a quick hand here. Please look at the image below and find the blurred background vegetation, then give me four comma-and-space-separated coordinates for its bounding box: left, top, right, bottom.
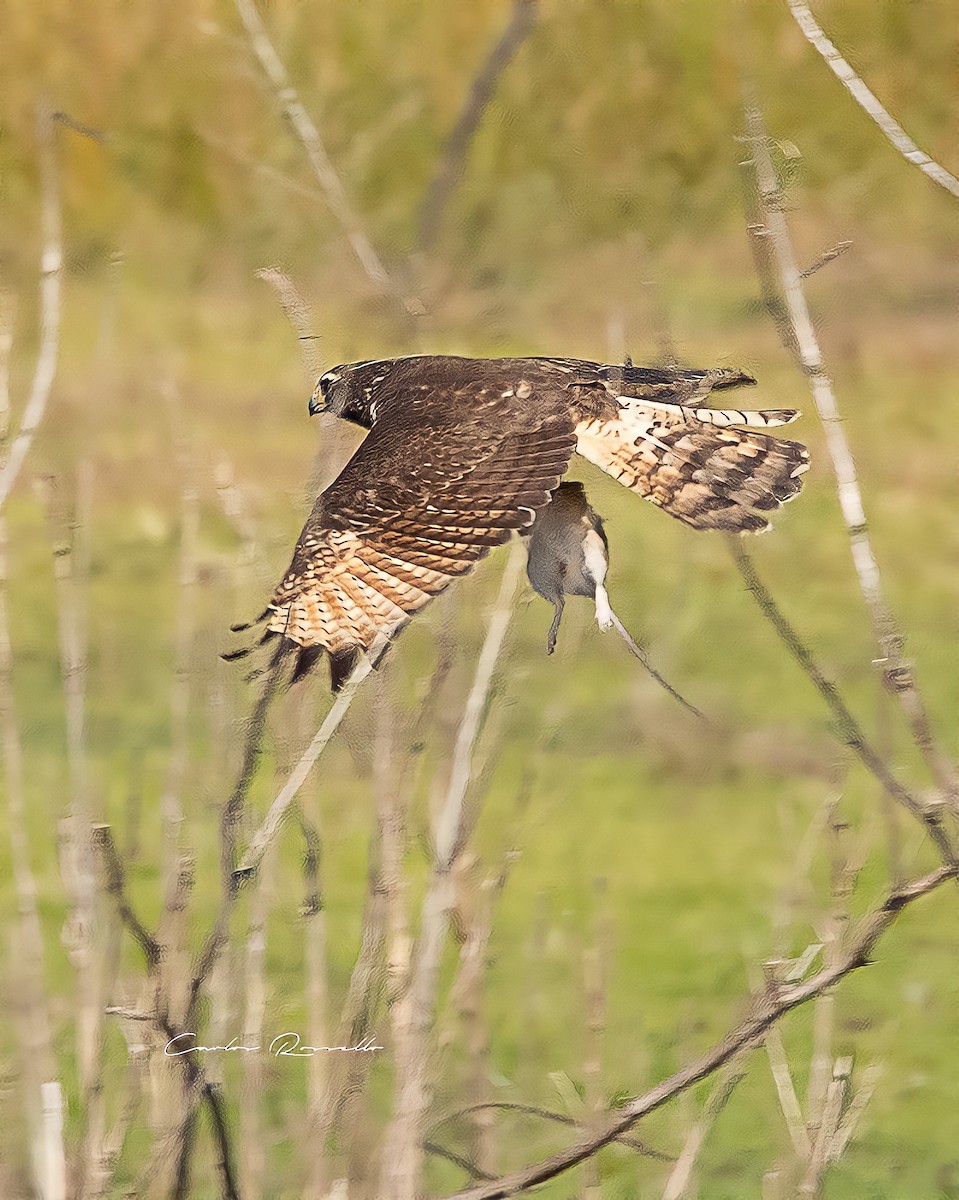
1, 0, 957, 1196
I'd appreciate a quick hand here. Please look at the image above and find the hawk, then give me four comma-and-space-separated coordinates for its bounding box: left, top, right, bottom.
234, 355, 808, 689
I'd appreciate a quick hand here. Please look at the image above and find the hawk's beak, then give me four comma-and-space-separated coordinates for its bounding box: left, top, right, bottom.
308, 385, 327, 416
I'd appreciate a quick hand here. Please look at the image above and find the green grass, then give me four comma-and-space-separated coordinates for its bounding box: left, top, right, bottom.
2, 268, 956, 1196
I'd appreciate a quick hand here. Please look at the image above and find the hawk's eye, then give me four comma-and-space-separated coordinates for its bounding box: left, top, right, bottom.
319, 372, 338, 398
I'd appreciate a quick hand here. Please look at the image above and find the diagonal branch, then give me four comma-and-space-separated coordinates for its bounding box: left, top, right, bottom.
730, 542, 955, 870
429, 1101, 672, 1161
785, 0, 959, 201
417, 0, 537, 252
233, 0, 413, 316
233, 631, 394, 879
446, 863, 955, 1198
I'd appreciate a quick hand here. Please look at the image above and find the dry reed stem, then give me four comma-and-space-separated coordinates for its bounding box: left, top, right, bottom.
0, 106, 62, 514
40, 1082, 67, 1200
785, 0, 959, 200
0, 298, 64, 1199
240, 844, 270, 1197
446, 864, 955, 1198
255, 267, 323, 383
742, 90, 958, 802
378, 542, 525, 1200
42, 466, 110, 1200
827, 1062, 882, 1164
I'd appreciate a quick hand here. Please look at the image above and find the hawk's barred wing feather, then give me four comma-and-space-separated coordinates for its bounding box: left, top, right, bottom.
264, 381, 575, 685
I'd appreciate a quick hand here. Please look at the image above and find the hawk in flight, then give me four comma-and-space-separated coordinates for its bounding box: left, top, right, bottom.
235, 355, 808, 689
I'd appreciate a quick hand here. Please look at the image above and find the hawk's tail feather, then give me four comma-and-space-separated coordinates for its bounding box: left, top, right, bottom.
329, 648, 361, 692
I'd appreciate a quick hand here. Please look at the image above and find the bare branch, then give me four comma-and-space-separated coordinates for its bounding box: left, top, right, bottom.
429, 1102, 671, 1161
255, 266, 323, 382
799, 240, 852, 279
93, 825, 161, 970
233, 0, 414, 316
417, 0, 537, 252
0, 106, 62, 514
743, 89, 958, 802
446, 864, 955, 1198
235, 631, 394, 878
730, 541, 956, 870
661, 1062, 746, 1200
379, 542, 525, 1199
785, 0, 959, 200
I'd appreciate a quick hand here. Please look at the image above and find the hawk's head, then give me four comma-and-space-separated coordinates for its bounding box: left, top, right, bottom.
308, 362, 378, 428
309, 369, 347, 417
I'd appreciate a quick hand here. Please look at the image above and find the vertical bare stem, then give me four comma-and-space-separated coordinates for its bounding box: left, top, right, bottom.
0, 106, 61, 513
240, 850, 270, 1197
742, 89, 957, 801
378, 541, 525, 1200
1, 514, 65, 1196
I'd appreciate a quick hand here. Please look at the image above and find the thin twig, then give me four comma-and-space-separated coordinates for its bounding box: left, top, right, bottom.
446, 864, 955, 1198
233, 0, 414, 316
661, 1062, 747, 1200
785, 0, 959, 200
93, 826, 161, 970
799, 240, 852, 279
743, 89, 958, 801
731, 541, 955, 870
417, 0, 537, 252
0, 105, 62, 514
429, 1102, 671, 1162
255, 267, 323, 382
234, 631, 394, 878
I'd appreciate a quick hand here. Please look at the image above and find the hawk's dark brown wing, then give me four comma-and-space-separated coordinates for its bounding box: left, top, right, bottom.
266, 378, 575, 686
